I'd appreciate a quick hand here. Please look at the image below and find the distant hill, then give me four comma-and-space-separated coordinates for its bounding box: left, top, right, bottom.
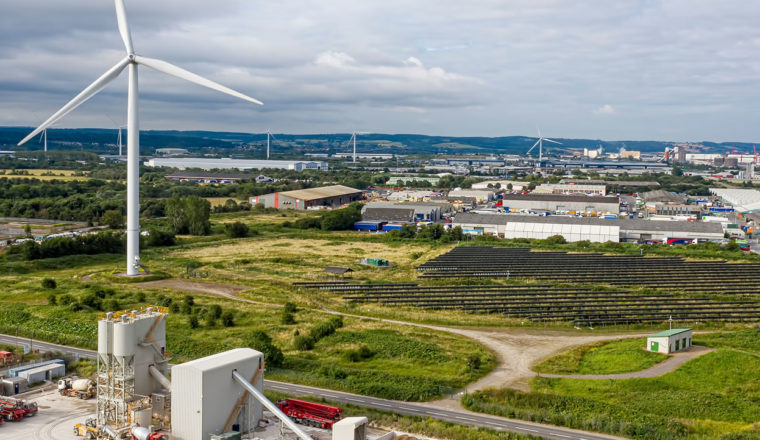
0, 126, 755, 156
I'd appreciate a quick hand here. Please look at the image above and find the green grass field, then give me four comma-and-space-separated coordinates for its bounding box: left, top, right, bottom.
464, 329, 760, 440
533, 338, 668, 375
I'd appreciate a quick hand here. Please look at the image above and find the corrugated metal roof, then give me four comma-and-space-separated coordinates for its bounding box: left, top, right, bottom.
363, 207, 415, 222
20, 364, 65, 375
279, 185, 362, 201
649, 328, 691, 338
176, 348, 261, 371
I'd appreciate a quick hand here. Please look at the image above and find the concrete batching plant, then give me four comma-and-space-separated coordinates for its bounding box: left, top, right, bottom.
97, 306, 171, 434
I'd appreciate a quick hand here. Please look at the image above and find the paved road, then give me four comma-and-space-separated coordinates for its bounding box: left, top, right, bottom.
0, 333, 625, 440
541, 345, 714, 380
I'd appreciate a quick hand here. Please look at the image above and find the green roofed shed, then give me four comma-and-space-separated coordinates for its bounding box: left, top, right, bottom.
649, 328, 691, 338
647, 328, 692, 354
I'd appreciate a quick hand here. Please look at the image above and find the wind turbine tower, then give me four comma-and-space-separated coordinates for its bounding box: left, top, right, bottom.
352, 132, 357, 163
18, 0, 263, 276
526, 127, 561, 170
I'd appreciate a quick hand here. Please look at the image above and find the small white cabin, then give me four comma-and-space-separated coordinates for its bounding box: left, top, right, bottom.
647, 328, 692, 354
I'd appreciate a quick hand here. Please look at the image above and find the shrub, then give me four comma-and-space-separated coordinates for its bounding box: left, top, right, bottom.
294, 334, 315, 351
59, 294, 75, 306
284, 302, 297, 314
101, 209, 124, 229
188, 316, 199, 329
146, 228, 176, 247
183, 295, 195, 307
246, 331, 284, 367
47, 293, 57, 305
221, 311, 235, 327
545, 235, 567, 245
41, 278, 57, 289
80, 293, 103, 311
294, 217, 321, 230
281, 310, 295, 325
225, 221, 250, 238
208, 304, 222, 320
103, 298, 120, 311
319, 204, 362, 231
466, 354, 482, 370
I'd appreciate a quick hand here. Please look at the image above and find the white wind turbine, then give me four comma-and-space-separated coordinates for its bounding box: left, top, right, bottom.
106, 115, 128, 157
348, 131, 369, 163
18, 0, 263, 276
265, 129, 278, 159
526, 127, 561, 169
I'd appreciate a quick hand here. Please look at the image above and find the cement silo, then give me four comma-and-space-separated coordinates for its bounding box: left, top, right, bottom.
97, 306, 170, 431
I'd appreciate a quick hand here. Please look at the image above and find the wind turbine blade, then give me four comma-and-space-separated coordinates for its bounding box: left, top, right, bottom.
114, 0, 134, 54
526, 140, 540, 154
544, 138, 562, 145
135, 56, 263, 105
18, 57, 130, 146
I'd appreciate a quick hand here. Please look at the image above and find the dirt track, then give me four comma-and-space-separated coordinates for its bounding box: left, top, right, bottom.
134, 278, 696, 392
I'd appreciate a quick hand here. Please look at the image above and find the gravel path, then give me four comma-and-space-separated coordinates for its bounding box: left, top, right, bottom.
539, 345, 715, 380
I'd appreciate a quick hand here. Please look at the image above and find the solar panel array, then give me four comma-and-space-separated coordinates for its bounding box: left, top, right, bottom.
417, 247, 760, 295
295, 247, 760, 325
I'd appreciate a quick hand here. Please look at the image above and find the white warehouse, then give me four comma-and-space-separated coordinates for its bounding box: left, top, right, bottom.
144, 158, 328, 172
453, 213, 724, 243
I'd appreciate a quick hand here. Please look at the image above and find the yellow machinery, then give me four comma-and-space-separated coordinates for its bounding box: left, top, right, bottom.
73, 418, 99, 439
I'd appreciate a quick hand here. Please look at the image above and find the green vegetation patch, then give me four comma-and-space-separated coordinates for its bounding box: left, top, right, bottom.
534, 338, 668, 375
465, 330, 760, 440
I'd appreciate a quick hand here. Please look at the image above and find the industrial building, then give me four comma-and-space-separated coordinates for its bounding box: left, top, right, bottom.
7, 359, 65, 377
172, 348, 264, 440
386, 176, 441, 186
471, 180, 527, 191
710, 188, 760, 212
448, 189, 496, 203
500, 194, 620, 214
362, 201, 444, 223
165, 172, 272, 184
386, 190, 438, 202
18, 363, 65, 384
647, 328, 692, 354
144, 158, 329, 172
532, 183, 607, 196
249, 185, 363, 210
452, 213, 724, 242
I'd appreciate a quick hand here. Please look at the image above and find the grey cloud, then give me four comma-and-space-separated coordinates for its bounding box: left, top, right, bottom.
1, 0, 759, 141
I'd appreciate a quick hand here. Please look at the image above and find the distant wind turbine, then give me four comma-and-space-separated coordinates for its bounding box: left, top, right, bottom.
526, 127, 561, 168
348, 131, 369, 163
106, 115, 127, 157
265, 129, 278, 159
18, 0, 263, 276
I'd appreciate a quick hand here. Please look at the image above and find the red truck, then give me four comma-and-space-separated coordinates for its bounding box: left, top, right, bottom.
0, 396, 38, 419
277, 398, 342, 429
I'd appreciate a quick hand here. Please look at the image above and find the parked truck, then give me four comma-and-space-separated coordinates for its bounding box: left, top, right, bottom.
0, 396, 37, 419
277, 398, 342, 429
0, 399, 26, 421
59, 378, 96, 399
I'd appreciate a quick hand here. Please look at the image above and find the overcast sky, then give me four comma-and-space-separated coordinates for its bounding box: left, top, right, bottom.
1, 0, 758, 142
